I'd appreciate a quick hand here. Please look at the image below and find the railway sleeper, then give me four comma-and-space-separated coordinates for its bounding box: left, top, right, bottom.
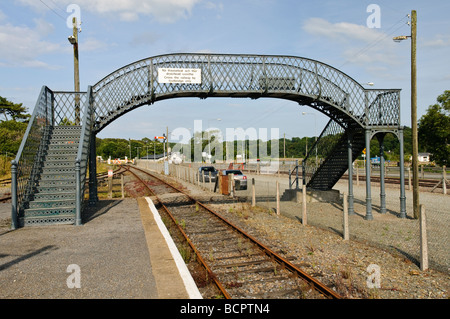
212, 258, 270, 269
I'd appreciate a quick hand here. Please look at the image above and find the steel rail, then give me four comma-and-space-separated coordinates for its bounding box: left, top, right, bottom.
122, 165, 231, 299
125, 165, 342, 299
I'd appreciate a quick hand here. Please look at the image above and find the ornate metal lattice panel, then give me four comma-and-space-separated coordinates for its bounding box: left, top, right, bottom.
91, 53, 401, 133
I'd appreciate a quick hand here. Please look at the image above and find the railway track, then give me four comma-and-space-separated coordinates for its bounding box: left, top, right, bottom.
122, 165, 341, 299
0, 193, 11, 203
340, 174, 448, 189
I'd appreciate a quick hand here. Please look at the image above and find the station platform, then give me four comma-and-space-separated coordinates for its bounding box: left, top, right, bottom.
0, 198, 202, 299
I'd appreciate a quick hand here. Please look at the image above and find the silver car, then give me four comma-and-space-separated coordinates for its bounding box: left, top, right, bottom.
223, 169, 247, 190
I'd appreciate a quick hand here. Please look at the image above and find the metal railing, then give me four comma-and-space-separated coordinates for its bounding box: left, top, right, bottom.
75, 86, 94, 225
11, 86, 53, 228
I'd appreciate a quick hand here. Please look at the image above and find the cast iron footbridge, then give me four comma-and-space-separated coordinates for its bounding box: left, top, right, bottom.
10, 53, 406, 227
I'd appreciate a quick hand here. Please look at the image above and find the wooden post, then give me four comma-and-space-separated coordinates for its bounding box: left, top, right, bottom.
302, 184, 307, 225
121, 174, 124, 199
276, 181, 280, 216
252, 178, 256, 207
343, 192, 349, 240
209, 171, 212, 191
443, 166, 447, 195
108, 176, 113, 199
420, 205, 429, 271
356, 165, 359, 186
230, 173, 234, 198
408, 167, 411, 190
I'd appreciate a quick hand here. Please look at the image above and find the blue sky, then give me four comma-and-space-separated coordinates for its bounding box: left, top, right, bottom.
1, 0, 449, 143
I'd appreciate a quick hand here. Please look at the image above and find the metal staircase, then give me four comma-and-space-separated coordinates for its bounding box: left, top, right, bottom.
11, 86, 93, 228
305, 129, 365, 190
23, 126, 81, 226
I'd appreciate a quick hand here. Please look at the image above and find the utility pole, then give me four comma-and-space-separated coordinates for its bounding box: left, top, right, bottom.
411, 10, 419, 219
393, 10, 419, 219
68, 17, 80, 124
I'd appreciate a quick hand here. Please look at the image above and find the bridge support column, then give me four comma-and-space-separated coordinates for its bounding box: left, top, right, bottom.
364, 129, 373, 220
10, 160, 18, 229
347, 132, 355, 215
89, 132, 98, 205
398, 128, 407, 218
376, 133, 387, 214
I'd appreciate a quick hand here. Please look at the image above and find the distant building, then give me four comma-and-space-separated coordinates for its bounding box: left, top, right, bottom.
410, 152, 432, 163
418, 152, 431, 163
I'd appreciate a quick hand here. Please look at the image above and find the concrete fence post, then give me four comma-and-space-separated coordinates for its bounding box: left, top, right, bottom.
276, 181, 280, 216
302, 184, 307, 225
343, 192, 349, 240
420, 204, 429, 271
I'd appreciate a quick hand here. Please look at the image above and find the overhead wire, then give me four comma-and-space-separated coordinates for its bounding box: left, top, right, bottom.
38, 0, 66, 21
338, 14, 410, 69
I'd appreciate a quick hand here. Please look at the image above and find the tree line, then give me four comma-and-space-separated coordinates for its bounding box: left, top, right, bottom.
1, 90, 448, 166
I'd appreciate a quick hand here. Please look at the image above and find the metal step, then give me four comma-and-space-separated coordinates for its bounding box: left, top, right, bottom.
38, 179, 76, 187
42, 161, 76, 168
33, 192, 76, 200
21, 215, 75, 227
22, 206, 76, 226
28, 199, 76, 209
36, 184, 76, 193
40, 172, 76, 180
41, 167, 76, 174
45, 155, 77, 161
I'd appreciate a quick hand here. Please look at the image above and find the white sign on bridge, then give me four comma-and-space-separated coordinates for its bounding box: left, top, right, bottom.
158, 68, 202, 84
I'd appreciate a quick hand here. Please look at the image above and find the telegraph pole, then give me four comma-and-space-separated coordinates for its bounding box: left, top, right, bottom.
411, 10, 419, 219
68, 17, 80, 124
393, 10, 419, 218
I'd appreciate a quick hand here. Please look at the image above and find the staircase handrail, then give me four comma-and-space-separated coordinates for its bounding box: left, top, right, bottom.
11, 86, 54, 228
75, 86, 94, 225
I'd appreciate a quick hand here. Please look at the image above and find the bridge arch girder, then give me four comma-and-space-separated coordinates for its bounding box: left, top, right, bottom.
90, 53, 401, 134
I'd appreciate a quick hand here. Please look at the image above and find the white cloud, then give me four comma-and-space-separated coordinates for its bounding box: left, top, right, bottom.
16, 0, 202, 23
130, 31, 160, 47
0, 20, 62, 69
303, 18, 384, 44
80, 37, 112, 52
302, 17, 399, 68
422, 34, 450, 48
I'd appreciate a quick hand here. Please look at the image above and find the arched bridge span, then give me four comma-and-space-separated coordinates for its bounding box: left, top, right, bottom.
91, 53, 400, 133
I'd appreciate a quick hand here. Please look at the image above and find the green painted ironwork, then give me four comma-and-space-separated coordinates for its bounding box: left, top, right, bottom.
12, 53, 403, 227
